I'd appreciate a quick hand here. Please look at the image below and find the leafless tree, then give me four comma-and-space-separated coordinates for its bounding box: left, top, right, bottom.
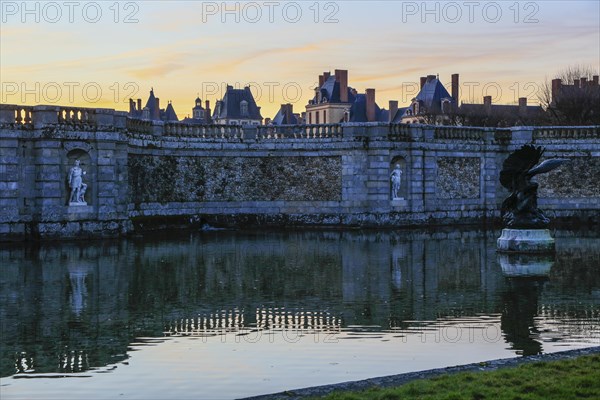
539, 65, 600, 125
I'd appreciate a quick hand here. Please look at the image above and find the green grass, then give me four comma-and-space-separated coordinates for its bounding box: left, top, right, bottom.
317, 354, 600, 400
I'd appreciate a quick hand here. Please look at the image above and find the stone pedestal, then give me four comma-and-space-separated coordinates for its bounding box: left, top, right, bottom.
497, 229, 555, 253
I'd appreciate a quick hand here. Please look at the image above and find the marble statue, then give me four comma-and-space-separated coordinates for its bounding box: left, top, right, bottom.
500, 145, 567, 228
390, 164, 403, 200
68, 159, 88, 205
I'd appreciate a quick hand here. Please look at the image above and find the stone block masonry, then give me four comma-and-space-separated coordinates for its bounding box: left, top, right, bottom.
1, 104, 600, 240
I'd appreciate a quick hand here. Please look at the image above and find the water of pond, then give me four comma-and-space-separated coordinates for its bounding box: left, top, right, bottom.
1, 229, 599, 399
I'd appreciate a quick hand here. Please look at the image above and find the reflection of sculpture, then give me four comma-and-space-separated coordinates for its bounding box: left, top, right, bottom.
501, 278, 545, 356
68, 160, 88, 204
390, 164, 403, 199
500, 145, 567, 228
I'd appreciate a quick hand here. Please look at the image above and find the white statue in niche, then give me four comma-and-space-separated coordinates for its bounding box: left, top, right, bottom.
68, 159, 88, 205
390, 164, 403, 200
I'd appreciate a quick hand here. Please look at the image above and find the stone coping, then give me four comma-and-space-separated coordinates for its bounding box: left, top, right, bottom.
241, 346, 600, 400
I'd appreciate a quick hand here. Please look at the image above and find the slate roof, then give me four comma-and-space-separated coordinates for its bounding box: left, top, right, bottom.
414, 76, 454, 113
180, 117, 206, 125
348, 94, 387, 122
310, 75, 357, 105
144, 89, 158, 118
163, 102, 178, 122
213, 86, 262, 120
391, 107, 409, 123
272, 106, 298, 125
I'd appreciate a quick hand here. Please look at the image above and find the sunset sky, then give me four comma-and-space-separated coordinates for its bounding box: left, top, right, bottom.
1, 0, 599, 119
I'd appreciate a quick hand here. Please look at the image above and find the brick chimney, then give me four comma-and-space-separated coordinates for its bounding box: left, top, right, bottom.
283, 103, 293, 123
518, 97, 527, 117
366, 88, 376, 122
137, 98, 142, 111
580, 77, 587, 87
593, 75, 599, 86
389, 100, 398, 123
420, 77, 426, 89
335, 69, 348, 102
154, 98, 160, 120
129, 98, 135, 114
574, 79, 580, 89
318, 75, 324, 87
551, 79, 562, 103
426, 74, 436, 82
323, 71, 331, 81
205, 100, 211, 121
483, 96, 492, 115
451, 73, 459, 105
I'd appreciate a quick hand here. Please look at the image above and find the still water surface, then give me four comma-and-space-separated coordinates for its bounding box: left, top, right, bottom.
1, 229, 599, 399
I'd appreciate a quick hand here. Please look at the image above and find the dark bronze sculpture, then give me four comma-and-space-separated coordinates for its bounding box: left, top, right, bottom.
500, 145, 567, 228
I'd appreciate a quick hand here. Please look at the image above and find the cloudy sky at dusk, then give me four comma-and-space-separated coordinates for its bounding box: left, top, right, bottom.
1, 0, 599, 118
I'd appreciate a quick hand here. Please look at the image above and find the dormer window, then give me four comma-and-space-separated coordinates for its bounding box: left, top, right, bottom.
240, 100, 249, 117
441, 99, 451, 114
194, 109, 204, 119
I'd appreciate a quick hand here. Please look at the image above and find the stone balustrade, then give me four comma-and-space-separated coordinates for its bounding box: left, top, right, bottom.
57, 106, 97, 130
0, 104, 34, 129
2, 103, 600, 143
126, 118, 156, 135
433, 125, 486, 141
388, 123, 413, 141
257, 124, 343, 140
0, 104, 127, 131
164, 122, 244, 140
533, 126, 600, 140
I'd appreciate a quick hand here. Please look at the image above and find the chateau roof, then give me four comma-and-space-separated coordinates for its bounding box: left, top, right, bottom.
312, 75, 357, 105
349, 93, 387, 122
213, 86, 262, 120
272, 106, 298, 125
164, 102, 178, 122
415, 76, 453, 113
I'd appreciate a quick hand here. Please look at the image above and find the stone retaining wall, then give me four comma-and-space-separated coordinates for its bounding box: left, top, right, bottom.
1, 104, 599, 239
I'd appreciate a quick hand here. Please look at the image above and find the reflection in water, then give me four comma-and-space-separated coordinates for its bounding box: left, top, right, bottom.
1, 230, 599, 380
501, 278, 546, 356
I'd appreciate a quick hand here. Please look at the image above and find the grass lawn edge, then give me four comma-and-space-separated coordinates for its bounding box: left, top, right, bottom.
240, 345, 600, 400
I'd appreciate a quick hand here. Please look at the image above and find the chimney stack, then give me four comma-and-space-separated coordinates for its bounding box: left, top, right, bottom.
154, 98, 160, 120
283, 104, 293, 123
318, 75, 325, 87
451, 73, 459, 105
366, 88, 376, 122
323, 71, 331, 81
580, 77, 587, 87
205, 100, 211, 121
518, 97, 527, 117
551, 79, 562, 103
137, 98, 142, 111
335, 69, 348, 102
574, 79, 580, 89
483, 95, 492, 116
420, 76, 426, 89
389, 100, 398, 123
593, 75, 599, 86
129, 99, 135, 114
426, 74, 436, 82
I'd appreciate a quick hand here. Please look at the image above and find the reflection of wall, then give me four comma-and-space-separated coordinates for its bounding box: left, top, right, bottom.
2, 230, 599, 377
